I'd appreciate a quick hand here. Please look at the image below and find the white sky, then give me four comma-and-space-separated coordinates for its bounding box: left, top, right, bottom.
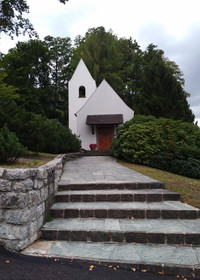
0, 0, 200, 123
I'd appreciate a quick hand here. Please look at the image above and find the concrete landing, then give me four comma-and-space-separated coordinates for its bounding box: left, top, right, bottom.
23, 241, 200, 278
59, 156, 161, 185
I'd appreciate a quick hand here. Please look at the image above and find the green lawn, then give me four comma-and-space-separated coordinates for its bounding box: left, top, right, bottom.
119, 160, 200, 209
0, 152, 57, 169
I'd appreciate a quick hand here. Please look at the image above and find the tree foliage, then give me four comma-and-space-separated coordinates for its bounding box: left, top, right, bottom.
0, 68, 81, 154
2, 40, 50, 115
1, 37, 72, 123
73, 27, 194, 122
0, 0, 37, 38
0, 123, 27, 163
111, 115, 200, 178
0, 0, 68, 38
131, 44, 194, 122
1, 27, 195, 123
72, 27, 124, 93
44, 35, 73, 122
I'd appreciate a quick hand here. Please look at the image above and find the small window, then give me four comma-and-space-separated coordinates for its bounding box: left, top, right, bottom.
79, 86, 86, 98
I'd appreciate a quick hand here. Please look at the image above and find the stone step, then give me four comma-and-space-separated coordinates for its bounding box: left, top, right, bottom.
55, 189, 180, 203
58, 182, 165, 191
22, 240, 200, 278
49, 201, 200, 219
41, 218, 200, 245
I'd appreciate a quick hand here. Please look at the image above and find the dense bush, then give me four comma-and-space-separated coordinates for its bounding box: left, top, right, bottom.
0, 101, 81, 153
111, 115, 200, 178
0, 70, 81, 154
171, 158, 200, 179
0, 124, 27, 163
11, 112, 81, 154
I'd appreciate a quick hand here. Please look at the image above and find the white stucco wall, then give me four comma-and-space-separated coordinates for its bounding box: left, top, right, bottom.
76, 79, 134, 149
68, 59, 96, 134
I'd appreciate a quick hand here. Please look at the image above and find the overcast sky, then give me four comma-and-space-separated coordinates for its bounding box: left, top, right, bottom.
0, 0, 200, 123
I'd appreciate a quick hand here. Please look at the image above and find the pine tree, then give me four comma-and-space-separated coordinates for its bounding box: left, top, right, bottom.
0, 124, 27, 163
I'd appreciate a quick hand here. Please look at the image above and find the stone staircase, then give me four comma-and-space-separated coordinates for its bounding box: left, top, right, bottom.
40, 180, 200, 277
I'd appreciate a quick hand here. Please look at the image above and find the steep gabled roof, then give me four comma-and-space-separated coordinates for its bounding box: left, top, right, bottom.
76, 79, 134, 116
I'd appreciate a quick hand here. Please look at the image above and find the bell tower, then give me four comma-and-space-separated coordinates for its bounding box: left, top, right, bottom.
68, 59, 97, 135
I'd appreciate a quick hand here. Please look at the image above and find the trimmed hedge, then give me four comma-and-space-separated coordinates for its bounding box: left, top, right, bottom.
111, 115, 200, 179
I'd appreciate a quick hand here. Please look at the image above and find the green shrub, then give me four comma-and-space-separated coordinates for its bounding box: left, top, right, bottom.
111, 115, 200, 178
112, 122, 161, 165
149, 153, 171, 171
171, 158, 200, 179
0, 83, 81, 154
15, 113, 81, 153
0, 124, 27, 163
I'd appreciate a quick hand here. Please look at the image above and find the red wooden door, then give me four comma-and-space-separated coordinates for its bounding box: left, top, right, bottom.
98, 126, 114, 150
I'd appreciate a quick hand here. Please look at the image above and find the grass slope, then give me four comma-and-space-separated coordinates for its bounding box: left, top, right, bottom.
120, 160, 200, 209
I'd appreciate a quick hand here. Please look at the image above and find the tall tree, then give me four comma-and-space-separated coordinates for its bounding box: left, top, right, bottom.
118, 37, 143, 108
44, 35, 73, 122
1, 39, 50, 115
1, 36, 72, 123
72, 26, 124, 93
132, 44, 194, 122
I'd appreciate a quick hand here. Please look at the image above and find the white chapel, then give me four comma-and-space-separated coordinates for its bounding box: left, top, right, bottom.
68, 59, 134, 151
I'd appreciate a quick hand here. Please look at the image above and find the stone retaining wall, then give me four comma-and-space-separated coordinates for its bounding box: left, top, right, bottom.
0, 152, 81, 251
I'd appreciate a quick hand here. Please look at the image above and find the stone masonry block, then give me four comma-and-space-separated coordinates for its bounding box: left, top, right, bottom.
5, 209, 33, 225
40, 188, 46, 202
5, 224, 29, 240
0, 179, 12, 191
0, 209, 3, 222
29, 190, 41, 206
5, 169, 32, 180
13, 178, 34, 192
44, 186, 49, 201
179, 210, 197, 219
32, 203, 45, 221
5, 238, 29, 251
166, 233, 185, 245
89, 231, 111, 242
70, 195, 82, 202
80, 209, 95, 218
95, 209, 107, 218
186, 233, 200, 245
0, 168, 5, 177
42, 229, 58, 240
125, 232, 147, 243
121, 194, 133, 201
111, 232, 125, 242
71, 231, 88, 241
34, 179, 44, 190
148, 233, 165, 244
0, 193, 29, 209
82, 195, 95, 202
29, 220, 39, 237
0, 223, 6, 238
57, 230, 70, 241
